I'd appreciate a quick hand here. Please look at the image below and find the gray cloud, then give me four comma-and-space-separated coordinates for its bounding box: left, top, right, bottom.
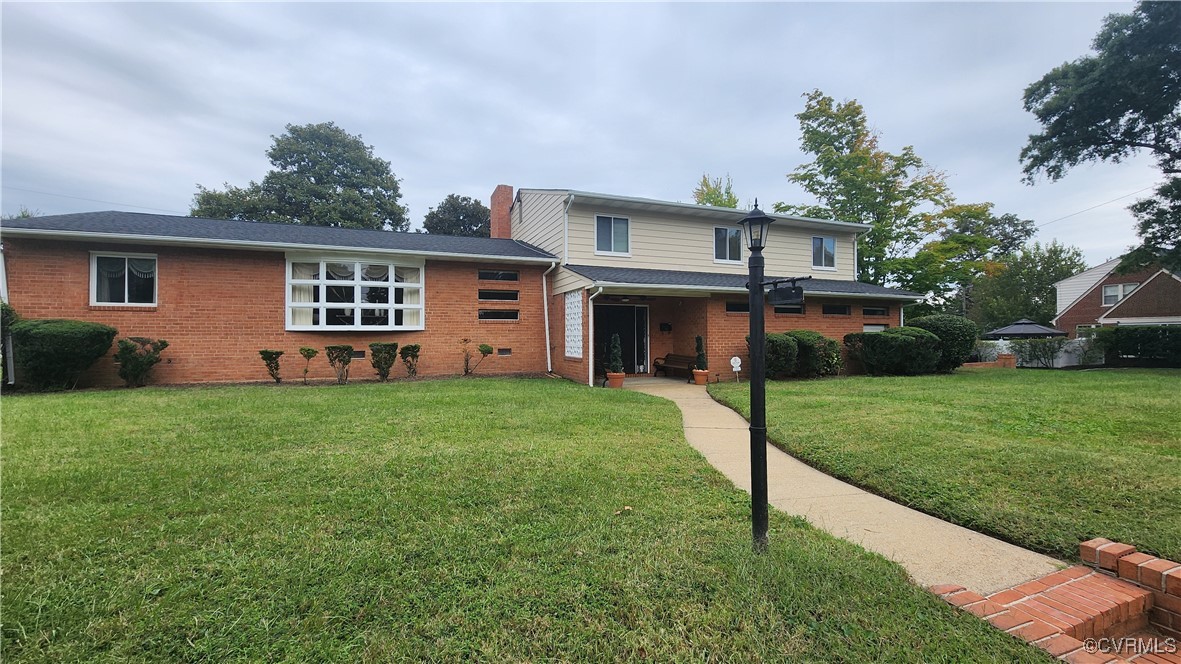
2, 1, 1148, 266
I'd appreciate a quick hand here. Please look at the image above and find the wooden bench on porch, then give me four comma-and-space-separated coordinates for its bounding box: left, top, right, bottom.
653, 354, 697, 381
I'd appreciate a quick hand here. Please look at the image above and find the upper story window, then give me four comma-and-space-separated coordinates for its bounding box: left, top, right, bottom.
91, 253, 157, 306
812, 236, 836, 269
714, 227, 742, 263
287, 258, 424, 331
595, 215, 630, 255
1102, 283, 1138, 306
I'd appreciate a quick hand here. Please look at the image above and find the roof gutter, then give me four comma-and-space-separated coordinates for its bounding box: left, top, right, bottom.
586, 280, 922, 301
541, 261, 558, 373
0, 228, 558, 264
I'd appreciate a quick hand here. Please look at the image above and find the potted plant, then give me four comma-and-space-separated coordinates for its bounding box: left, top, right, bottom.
606, 333, 625, 388
692, 335, 709, 385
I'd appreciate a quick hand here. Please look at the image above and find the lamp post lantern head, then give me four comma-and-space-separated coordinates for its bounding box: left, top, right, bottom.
738, 199, 774, 252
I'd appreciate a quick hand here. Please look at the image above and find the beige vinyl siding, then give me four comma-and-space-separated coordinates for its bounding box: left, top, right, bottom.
553, 267, 591, 294
566, 206, 858, 280
511, 190, 567, 257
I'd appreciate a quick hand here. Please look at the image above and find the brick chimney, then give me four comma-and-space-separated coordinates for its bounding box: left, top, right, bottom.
490, 184, 513, 239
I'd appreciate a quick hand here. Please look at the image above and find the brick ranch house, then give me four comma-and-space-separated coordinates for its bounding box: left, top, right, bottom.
0, 186, 920, 386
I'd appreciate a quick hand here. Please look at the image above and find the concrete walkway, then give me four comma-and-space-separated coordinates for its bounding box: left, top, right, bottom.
625, 377, 1062, 595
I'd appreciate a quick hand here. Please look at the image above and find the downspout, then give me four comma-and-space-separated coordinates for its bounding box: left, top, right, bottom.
562, 194, 574, 266
0, 243, 12, 384
900, 304, 905, 327
587, 286, 603, 386
541, 261, 557, 373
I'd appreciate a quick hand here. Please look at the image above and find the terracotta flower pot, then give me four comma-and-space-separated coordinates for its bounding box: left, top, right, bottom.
606, 372, 625, 388
692, 369, 709, 385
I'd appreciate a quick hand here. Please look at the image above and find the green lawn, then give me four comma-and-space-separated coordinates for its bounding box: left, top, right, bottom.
711, 368, 1181, 562
0, 379, 1048, 662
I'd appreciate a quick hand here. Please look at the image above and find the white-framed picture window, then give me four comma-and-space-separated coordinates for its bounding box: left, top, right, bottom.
286, 256, 424, 331
812, 236, 836, 269
714, 227, 742, 262
595, 215, 630, 255
1101, 283, 1138, 306
91, 252, 157, 306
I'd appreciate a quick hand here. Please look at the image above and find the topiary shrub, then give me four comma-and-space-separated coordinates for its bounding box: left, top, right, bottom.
325, 345, 353, 384
460, 338, 493, 375
694, 335, 707, 371
299, 346, 319, 385
910, 314, 979, 373
11, 319, 117, 390
765, 333, 799, 379
369, 342, 399, 382
846, 327, 940, 376
114, 337, 169, 387
607, 334, 624, 373
399, 344, 421, 377
259, 349, 284, 383
784, 330, 842, 378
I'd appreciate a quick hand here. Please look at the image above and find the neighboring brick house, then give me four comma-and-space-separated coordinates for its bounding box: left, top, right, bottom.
0, 185, 921, 387
1052, 260, 1180, 338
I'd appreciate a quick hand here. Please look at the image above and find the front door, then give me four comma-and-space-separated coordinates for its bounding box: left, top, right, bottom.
594, 304, 649, 374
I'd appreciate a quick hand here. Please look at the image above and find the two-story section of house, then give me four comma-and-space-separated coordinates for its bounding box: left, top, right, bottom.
491, 185, 922, 385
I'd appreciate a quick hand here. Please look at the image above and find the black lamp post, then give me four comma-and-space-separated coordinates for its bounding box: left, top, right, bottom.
738, 201, 773, 552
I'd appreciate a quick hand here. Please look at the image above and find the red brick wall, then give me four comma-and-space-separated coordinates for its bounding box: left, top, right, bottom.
1104, 271, 1181, 318
4, 238, 549, 386
545, 290, 906, 384
1056, 267, 1160, 338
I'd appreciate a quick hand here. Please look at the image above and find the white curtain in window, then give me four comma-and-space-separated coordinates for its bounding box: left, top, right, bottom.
291, 262, 318, 325
127, 258, 155, 279
96, 257, 125, 302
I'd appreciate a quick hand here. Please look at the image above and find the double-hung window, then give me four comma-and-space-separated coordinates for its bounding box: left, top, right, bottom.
1101, 283, 1138, 306
595, 215, 630, 255
714, 227, 742, 262
287, 258, 424, 331
812, 236, 836, 269
91, 253, 157, 306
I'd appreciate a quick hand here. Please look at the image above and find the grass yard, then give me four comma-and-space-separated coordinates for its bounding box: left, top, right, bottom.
711, 368, 1181, 563
0, 379, 1049, 662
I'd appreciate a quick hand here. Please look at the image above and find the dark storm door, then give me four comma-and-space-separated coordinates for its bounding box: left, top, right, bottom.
594, 304, 650, 374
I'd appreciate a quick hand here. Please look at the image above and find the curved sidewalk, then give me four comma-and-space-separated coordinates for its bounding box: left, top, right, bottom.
626, 377, 1062, 595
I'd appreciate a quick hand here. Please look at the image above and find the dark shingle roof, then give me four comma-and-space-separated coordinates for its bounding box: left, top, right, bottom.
982, 319, 1068, 339
565, 264, 922, 299
0, 211, 556, 261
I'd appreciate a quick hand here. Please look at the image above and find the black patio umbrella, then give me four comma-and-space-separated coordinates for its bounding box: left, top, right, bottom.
981, 319, 1069, 340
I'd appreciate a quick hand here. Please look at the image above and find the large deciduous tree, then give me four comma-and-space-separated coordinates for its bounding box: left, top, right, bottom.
192, 122, 409, 231
422, 194, 491, 237
775, 90, 953, 286
1021, 1, 1181, 271
968, 241, 1088, 331
692, 173, 739, 208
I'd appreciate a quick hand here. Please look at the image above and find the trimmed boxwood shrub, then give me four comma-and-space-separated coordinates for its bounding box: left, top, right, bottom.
325, 345, 353, 384
115, 337, 170, 387
909, 314, 979, 373
399, 344, 421, 377
765, 333, 799, 379
845, 327, 941, 376
11, 318, 117, 390
784, 330, 842, 378
259, 349, 284, 383
369, 342, 399, 382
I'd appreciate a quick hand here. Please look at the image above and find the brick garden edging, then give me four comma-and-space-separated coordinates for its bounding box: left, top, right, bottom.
931, 540, 1181, 664
962, 353, 1017, 369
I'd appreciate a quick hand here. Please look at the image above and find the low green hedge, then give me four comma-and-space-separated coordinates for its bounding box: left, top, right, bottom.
784, 330, 842, 378
845, 327, 942, 376
1095, 326, 1181, 367
11, 318, 117, 390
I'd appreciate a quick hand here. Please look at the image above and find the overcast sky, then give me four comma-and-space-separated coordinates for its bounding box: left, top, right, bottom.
1, 1, 1158, 267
